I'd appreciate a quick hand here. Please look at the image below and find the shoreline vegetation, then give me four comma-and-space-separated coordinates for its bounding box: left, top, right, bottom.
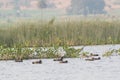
0, 45, 120, 61
0, 18, 120, 47
0, 45, 84, 60
0, 18, 120, 60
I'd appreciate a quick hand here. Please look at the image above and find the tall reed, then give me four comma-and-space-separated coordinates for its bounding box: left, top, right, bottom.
0, 18, 120, 47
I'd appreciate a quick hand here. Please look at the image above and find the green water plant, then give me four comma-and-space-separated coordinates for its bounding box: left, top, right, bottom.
63, 46, 84, 58
102, 49, 119, 57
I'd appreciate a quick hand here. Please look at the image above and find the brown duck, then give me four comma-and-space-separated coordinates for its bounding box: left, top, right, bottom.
53, 56, 64, 61
59, 60, 68, 63
15, 58, 23, 62
32, 60, 42, 64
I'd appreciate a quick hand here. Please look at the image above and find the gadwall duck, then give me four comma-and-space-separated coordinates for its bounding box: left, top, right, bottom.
15, 59, 23, 62
85, 58, 94, 61
59, 60, 68, 63
53, 56, 64, 61
85, 57, 101, 61
32, 60, 42, 64
90, 53, 99, 56
93, 57, 101, 60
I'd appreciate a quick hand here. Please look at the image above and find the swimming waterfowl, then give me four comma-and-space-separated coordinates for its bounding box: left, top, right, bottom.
59, 60, 68, 63
93, 57, 101, 60
53, 56, 64, 61
85, 57, 101, 61
85, 58, 94, 61
90, 53, 99, 56
15, 59, 23, 62
32, 60, 42, 64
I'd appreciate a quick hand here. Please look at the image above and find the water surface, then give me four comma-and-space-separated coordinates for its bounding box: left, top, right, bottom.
0, 44, 120, 80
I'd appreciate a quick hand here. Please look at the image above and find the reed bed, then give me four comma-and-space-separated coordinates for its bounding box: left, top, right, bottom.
0, 18, 120, 47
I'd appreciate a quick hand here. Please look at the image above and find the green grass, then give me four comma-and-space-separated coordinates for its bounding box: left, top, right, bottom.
0, 17, 120, 47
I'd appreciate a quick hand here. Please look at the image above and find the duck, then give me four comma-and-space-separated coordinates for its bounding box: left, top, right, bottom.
53, 56, 64, 61
85, 58, 94, 61
93, 57, 101, 60
15, 58, 23, 62
32, 60, 42, 64
59, 60, 68, 63
85, 57, 101, 61
90, 53, 99, 56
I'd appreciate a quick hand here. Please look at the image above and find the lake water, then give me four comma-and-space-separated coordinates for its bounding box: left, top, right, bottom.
0, 44, 120, 80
